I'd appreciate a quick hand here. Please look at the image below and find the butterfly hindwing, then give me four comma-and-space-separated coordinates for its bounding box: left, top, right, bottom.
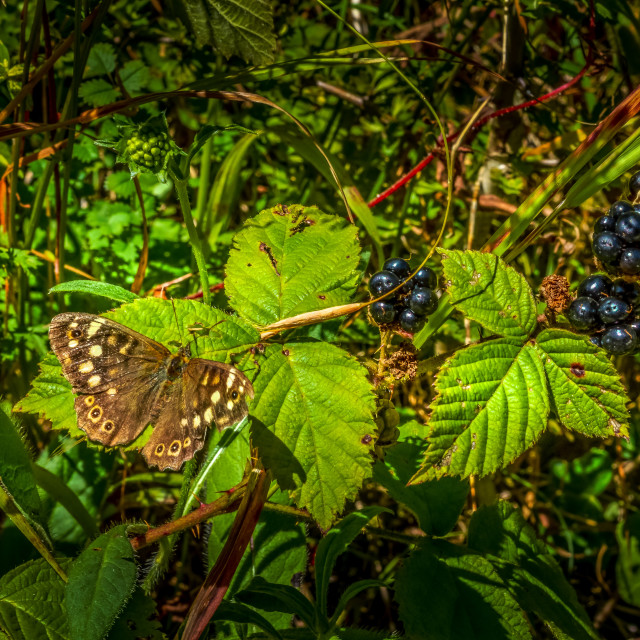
143, 359, 254, 470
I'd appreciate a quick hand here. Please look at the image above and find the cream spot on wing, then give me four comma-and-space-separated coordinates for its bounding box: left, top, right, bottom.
89, 344, 103, 357
68, 339, 79, 348
63, 356, 72, 367
107, 388, 117, 395
212, 374, 220, 385
79, 361, 94, 373
87, 321, 102, 337
180, 418, 188, 426
226, 373, 236, 388
226, 400, 234, 410
119, 341, 131, 355
107, 335, 117, 346
69, 322, 78, 328
239, 385, 244, 393
193, 414, 201, 428
88, 375, 101, 388
201, 371, 209, 386
211, 390, 221, 404
204, 407, 213, 423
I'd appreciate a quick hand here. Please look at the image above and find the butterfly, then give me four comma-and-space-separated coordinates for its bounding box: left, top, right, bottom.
48, 312, 254, 470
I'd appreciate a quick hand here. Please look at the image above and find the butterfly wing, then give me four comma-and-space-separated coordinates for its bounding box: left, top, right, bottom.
50, 312, 170, 446
142, 359, 254, 470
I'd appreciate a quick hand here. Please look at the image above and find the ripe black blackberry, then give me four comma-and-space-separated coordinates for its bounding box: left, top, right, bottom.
567, 272, 640, 355
368, 258, 439, 334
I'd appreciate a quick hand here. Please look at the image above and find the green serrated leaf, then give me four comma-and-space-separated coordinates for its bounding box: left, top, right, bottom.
410, 338, 549, 483
119, 60, 149, 93
186, 0, 277, 65
468, 502, 599, 640
534, 329, 630, 438
226, 204, 362, 326
251, 342, 375, 528
439, 249, 537, 338
395, 539, 533, 640
0, 406, 42, 524
49, 280, 139, 303
14, 353, 82, 438
78, 79, 119, 107
0, 558, 72, 640
65, 525, 137, 640
87, 43, 116, 76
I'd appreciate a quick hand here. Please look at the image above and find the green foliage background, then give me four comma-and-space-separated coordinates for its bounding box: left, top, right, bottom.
2, 0, 640, 639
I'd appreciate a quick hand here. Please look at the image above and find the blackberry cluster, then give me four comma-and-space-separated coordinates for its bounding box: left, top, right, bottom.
369, 258, 438, 333
591, 170, 640, 274
125, 131, 172, 173
567, 274, 640, 354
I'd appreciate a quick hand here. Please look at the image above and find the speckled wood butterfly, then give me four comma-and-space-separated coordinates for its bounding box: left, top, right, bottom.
49, 312, 254, 470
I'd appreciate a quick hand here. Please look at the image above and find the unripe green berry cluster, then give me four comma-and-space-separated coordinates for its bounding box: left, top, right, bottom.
125, 131, 172, 173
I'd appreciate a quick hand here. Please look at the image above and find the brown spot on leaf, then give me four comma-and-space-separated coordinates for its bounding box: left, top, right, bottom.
570, 362, 586, 377
361, 434, 373, 444
259, 242, 280, 276
282, 349, 290, 356
318, 294, 326, 300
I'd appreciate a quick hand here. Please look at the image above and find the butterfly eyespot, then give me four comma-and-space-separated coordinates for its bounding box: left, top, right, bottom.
183, 437, 191, 447
88, 406, 103, 422
68, 328, 82, 339
84, 396, 95, 406
155, 444, 165, 456
102, 420, 114, 432
168, 440, 181, 455
231, 390, 239, 400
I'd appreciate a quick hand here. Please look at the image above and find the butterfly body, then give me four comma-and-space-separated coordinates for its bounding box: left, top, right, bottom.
49, 312, 254, 470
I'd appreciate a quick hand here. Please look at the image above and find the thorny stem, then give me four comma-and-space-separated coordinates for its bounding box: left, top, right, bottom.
172, 174, 211, 305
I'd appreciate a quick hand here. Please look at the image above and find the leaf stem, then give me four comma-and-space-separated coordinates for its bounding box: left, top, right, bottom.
172, 175, 211, 305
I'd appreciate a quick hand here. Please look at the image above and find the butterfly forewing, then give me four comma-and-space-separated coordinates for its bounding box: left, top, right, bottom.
49, 312, 255, 470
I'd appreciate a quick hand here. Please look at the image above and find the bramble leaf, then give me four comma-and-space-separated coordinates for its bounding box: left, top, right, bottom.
86, 43, 116, 76
78, 79, 118, 107
14, 353, 82, 439
0, 558, 72, 640
251, 342, 375, 528
440, 249, 537, 338
410, 338, 548, 483
534, 329, 630, 438
182, 0, 276, 65
226, 204, 362, 326
119, 60, 149, 93
65, 525, 137, 640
